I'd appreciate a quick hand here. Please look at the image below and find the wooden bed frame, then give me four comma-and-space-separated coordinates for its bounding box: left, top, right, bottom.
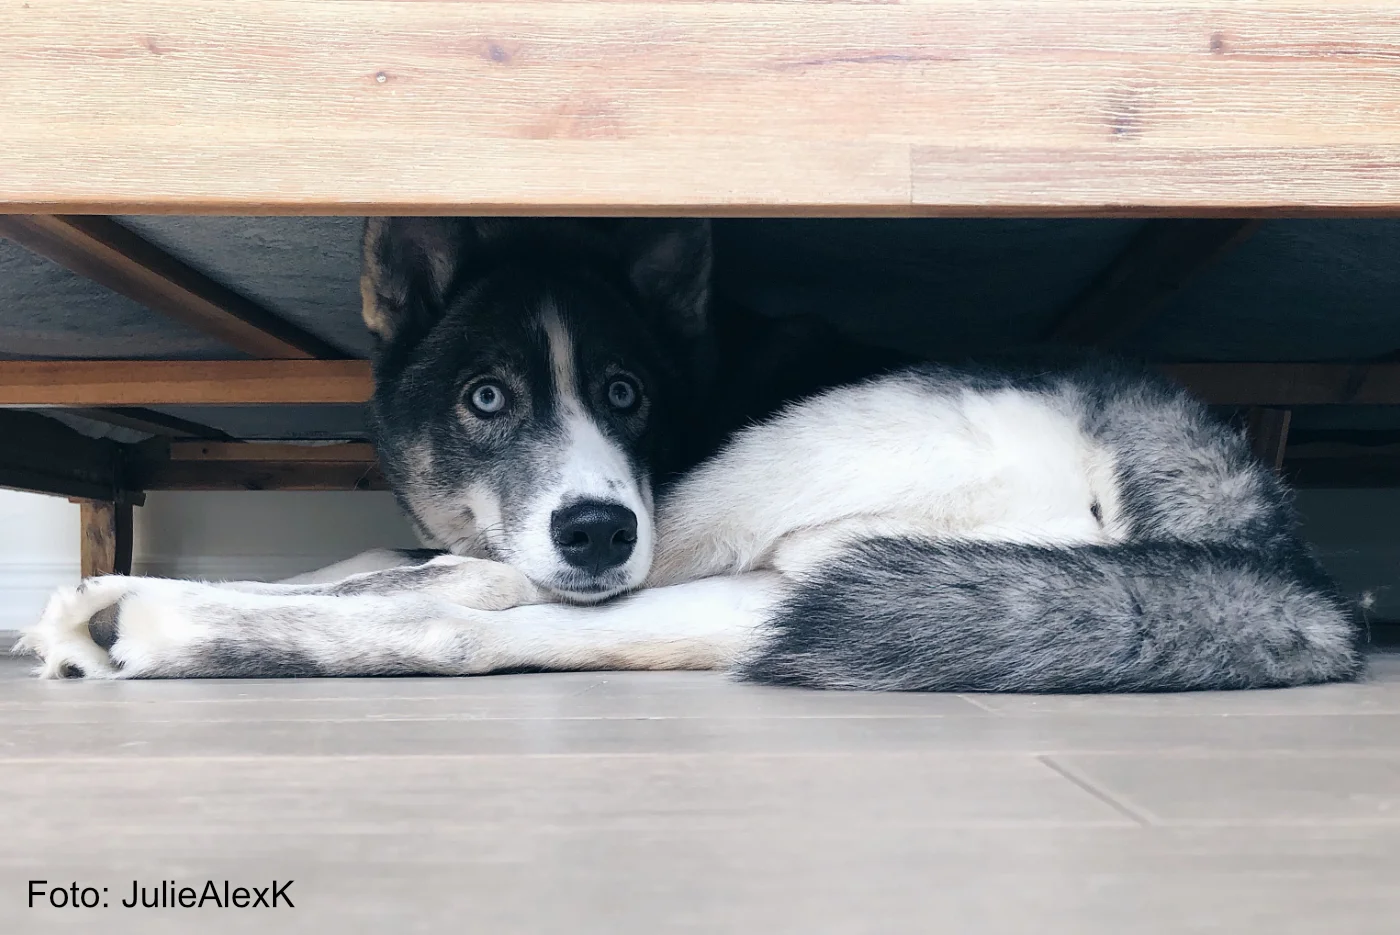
4, 1, 1400, 574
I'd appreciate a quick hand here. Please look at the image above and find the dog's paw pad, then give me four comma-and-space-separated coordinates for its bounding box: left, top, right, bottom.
88, 604, 123, 651
15, 577, 133, 680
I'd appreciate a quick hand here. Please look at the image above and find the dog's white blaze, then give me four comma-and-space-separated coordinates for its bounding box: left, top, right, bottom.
543, 307, 578, 411
510, 309, 654, 595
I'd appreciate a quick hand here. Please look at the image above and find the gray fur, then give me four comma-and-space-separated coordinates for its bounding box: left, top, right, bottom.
325, 561, 455, 596
745, 359, 1363, 692
142, 598, 481, 679
748, 539, 1359, 692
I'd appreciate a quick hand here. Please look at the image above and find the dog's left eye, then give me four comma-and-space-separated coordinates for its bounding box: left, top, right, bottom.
466, 381, 509, 416
606, 377, 640, 412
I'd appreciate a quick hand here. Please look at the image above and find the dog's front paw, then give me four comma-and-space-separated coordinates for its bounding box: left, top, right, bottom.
418, 554, 545, 610
15, 576, 136, 679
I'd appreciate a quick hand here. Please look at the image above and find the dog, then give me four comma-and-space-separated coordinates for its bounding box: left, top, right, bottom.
18, 218, 1364, 691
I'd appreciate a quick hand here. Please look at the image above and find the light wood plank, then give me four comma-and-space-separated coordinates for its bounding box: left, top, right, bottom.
2, 655, 1398, 934
910, 146, 1400, 215
5, 2, 1400, 213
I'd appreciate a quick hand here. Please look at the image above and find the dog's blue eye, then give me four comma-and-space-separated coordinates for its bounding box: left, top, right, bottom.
468, 382, 507, 415
607, 378, 639, 411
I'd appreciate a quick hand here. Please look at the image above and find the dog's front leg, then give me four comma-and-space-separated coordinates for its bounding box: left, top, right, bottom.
18, 576, 489, 679
213, 553, 546, 610
17, 573, 784, 679
484, 573, 784, 673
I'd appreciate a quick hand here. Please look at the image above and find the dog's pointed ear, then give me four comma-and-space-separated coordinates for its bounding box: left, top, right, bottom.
614, 219, 713, 340
360, 218, 476, 344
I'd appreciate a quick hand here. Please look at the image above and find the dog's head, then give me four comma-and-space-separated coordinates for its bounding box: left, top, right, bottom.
361, 218, 712, 602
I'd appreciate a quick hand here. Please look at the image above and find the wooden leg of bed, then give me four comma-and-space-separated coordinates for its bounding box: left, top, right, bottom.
78, 500, 133, 577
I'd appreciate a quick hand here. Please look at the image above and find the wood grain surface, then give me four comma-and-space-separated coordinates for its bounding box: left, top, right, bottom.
0, 361, 373, 406
4, 1, 1400, 214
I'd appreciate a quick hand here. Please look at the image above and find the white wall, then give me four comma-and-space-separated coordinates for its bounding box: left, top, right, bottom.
131, 490, 421, 581
0, 490, 81, 632
1, 486, 1397, 635
0, 488, 421, 634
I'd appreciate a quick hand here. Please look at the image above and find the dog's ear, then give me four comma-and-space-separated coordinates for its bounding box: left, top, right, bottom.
612, 219, 713, 340
360, 218, 476, 344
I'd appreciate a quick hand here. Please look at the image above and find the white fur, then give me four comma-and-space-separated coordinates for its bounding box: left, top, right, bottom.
160, 554, 544, 611
512, 309, 655, 597
650, 376, 1121, 585
19, 570, 779, 679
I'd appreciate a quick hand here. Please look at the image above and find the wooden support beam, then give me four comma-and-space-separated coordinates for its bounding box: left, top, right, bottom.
1047, 219, 1260, 344
0, 411, 142, 504
61, 407, 232, 440
76, 500, 133, 577
139, 462, 388, 492
0, 360, 373, 407
0, 215, 345, 359
168, 442, 377, 463
124, 438, 1400, 492
1246, 407, 1292, 472
5, 360, 1400, 409
132, 442, 385, 491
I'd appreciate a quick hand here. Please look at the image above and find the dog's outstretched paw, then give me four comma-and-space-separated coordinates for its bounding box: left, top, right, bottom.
419, 554, 545, 610
15, 577, 134, 679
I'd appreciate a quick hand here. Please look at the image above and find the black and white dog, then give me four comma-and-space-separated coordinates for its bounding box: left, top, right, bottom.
19, 219, 1364, 691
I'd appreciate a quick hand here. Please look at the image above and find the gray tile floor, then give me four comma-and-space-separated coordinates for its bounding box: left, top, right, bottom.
2, 648, 1398, 934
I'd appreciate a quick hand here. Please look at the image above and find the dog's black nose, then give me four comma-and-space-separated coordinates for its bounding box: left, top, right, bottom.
550, 501, 638, 573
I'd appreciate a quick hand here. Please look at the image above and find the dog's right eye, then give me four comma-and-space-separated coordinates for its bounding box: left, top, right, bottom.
466, 381, 509, 417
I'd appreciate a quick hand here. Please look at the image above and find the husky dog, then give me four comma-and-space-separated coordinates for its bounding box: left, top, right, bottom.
19, 219, 1363, 691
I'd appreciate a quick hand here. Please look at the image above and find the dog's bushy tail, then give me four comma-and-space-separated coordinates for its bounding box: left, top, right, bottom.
743, 538, 1364, 692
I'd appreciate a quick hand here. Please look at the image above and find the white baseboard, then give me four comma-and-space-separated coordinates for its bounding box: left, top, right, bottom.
0, 561, 80, 633
132, 554, 362, 583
